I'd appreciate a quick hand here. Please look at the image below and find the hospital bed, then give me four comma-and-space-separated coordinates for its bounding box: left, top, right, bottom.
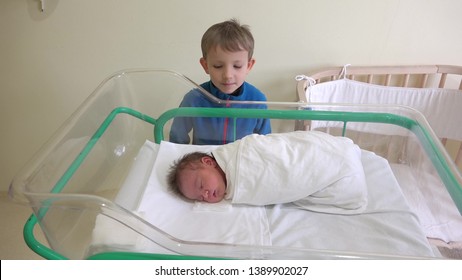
9, 69, 462, 259
296, 64, 462, 258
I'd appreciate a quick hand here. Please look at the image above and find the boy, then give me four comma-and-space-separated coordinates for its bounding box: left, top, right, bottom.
169, 19, 271, 145
167, 131, 368, 215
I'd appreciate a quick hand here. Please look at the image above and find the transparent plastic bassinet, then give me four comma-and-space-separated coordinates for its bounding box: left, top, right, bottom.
9, 69, 462, 260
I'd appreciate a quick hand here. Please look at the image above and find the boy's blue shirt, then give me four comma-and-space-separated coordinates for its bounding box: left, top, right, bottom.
169, 81, 271, 145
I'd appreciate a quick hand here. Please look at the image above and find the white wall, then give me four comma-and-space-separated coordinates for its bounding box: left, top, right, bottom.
2, 0, 462, 192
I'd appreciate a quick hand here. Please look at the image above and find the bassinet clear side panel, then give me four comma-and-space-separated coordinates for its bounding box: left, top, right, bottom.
9, 69, 462, 259
8, 70, 232, 259
10, 70, 206, 198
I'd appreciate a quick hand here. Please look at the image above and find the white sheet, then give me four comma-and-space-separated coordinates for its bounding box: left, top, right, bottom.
138, 141, 271, 246
213, 131, 368, 214
115, 140, 159, 210
391, 164, 462, 243
267, 151, 433, 256
91, 139, 437, 258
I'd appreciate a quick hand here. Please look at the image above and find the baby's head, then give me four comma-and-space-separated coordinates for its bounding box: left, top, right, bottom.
167, 152, 227, 203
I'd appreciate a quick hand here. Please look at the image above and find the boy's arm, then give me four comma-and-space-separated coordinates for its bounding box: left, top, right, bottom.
169, 95, 195, 144
169, 116, 192, 144
245, 83, 271, 134
255, 117, 272, 135
253, 102, 271, 135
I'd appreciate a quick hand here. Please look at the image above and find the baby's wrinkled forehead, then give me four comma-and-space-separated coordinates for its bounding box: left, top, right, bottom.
178, 166, 198, 186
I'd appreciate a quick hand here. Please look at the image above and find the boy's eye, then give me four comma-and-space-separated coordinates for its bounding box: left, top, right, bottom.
234, 65, 243, 69
213, 65, 223, 69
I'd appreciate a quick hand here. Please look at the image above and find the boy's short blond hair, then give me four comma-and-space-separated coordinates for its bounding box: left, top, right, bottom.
201, 18, 254, 60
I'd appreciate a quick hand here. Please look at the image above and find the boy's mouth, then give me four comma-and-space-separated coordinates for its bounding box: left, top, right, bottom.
222, 82, 235, 87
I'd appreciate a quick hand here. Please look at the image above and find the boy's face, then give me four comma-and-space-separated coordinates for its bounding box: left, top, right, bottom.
200, 46, 255, 94
178, 156, 226, 203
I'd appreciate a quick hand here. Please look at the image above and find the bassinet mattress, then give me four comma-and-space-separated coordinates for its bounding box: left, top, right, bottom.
90, 139, 437, 258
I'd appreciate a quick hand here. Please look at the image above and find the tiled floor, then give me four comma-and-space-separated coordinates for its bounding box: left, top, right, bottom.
0, 192, 44, 260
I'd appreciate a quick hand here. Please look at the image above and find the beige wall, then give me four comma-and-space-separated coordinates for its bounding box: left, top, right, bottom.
2, 0, 462, 192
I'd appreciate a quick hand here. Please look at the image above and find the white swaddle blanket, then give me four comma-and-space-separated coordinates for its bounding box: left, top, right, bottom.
213, 131, 368, 214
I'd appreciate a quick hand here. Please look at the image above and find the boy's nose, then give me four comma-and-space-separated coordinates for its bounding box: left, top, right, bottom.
202, 189, 210, 199
223, 67, 233, 79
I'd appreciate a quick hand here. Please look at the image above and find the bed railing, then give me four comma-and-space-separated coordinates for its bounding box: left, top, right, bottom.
297, 65, 462, 94
295, 65, 462, 171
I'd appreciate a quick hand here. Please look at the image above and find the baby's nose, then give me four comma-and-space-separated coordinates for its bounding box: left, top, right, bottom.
202, 189, 210, 199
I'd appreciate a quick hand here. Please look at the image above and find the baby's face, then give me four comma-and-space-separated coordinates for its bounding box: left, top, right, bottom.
178, 156, 226, 203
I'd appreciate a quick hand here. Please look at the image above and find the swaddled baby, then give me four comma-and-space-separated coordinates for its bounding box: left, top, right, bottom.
167, 131, 368, 214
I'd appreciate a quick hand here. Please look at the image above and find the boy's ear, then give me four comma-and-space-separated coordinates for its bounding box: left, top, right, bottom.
246, 58, 256, 72
199, 57, 210, 74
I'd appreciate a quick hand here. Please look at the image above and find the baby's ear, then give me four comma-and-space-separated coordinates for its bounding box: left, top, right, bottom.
201, 156, 216, 166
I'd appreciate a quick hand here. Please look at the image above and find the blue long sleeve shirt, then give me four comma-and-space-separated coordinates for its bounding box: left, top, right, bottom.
169, 81, 271, 145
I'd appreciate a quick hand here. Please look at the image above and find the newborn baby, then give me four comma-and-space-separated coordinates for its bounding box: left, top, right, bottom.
167, 131, 368, 214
